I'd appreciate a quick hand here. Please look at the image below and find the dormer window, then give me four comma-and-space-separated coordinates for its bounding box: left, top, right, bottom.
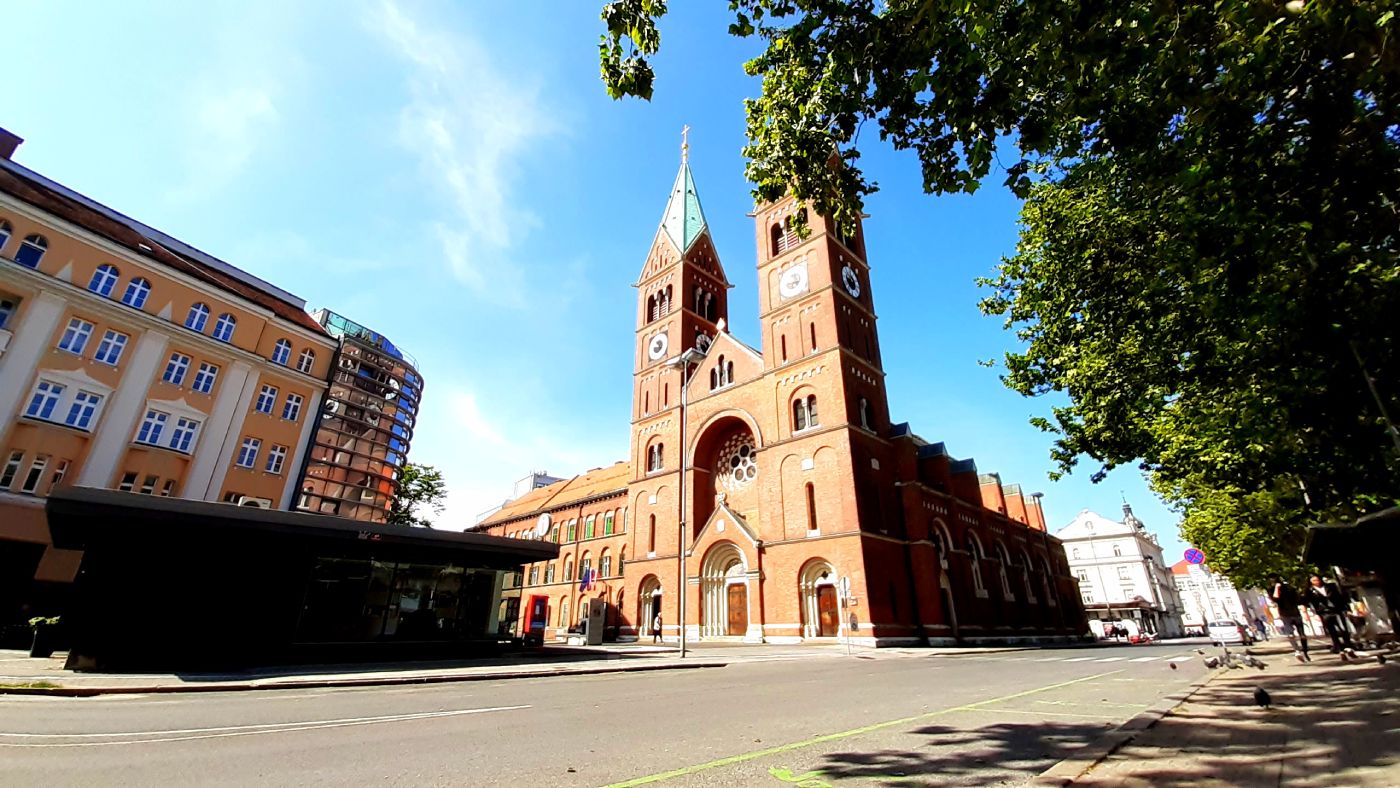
15, 234, 47, 268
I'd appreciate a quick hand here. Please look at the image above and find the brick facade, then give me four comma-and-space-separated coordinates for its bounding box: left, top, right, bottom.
479, 161, 1088, 645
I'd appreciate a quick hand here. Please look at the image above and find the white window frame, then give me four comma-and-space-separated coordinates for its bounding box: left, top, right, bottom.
162, 353, 191, 385
265, 444, 288, 475
121, 277, 152, 309
24, 380, 65, 421
19, 455, 49, 494
236, 437, 261, 468
0, 450, 23, 489
93, 329, 129, 366
186, 303, 210, 332
282, 393, 304, 421
212, 313, 236, 343
169, 417, 201, 454
88, 264, 120, 297
57, 317, 94, 355
191, 362, 219, 394
254, 385, 277, 415
64, 390, 103, 430
15, 234, 48, 268
296, 349, 316, 373
271, 339, 291, 365
135, 409, 169, 446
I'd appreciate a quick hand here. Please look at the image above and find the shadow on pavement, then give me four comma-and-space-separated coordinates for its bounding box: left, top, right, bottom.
1081, 661, 1400, 786
815, 720, 1112, 786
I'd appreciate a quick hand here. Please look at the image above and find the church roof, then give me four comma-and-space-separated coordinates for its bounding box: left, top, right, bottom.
658, 161, 709, 254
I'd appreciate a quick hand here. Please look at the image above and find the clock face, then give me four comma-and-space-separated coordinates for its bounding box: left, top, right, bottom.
841, 265, 862, 298
695, 333, 712, 353
778, 263, 809, 299
647, 332, 669, 361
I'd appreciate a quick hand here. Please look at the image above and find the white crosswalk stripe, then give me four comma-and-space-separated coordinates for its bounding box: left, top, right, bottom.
1168, 656, 1194, 663
1095, 657, 1127, 662
1129, 656, 1160, 662
1064, 656, 1098, 662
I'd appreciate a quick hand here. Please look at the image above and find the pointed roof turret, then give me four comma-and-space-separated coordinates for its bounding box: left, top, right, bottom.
657, 127, 709, 253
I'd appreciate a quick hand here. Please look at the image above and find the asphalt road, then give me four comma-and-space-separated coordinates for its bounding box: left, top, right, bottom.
0, 644, 1209, 786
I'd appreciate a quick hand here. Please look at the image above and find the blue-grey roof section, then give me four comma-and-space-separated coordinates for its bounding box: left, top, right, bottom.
951, 458, 979, 474
917, 442, 949, 459
659, 162, 709, 253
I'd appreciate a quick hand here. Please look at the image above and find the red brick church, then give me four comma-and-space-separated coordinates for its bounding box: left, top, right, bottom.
478, 155, 1087, 645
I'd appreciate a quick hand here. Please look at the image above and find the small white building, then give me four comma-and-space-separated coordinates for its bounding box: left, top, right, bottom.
1056, 505, 1186, 639
1170, 561, 1270, 634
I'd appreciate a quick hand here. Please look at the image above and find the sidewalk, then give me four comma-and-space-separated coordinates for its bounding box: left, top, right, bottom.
0, 644, 724, 696
1050, 643, 1400, 786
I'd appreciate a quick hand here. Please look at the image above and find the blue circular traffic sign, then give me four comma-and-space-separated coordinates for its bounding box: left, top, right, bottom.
1184, 548, 1205, 565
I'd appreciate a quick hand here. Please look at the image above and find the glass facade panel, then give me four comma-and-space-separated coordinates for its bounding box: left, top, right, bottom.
295, 557, 499, 644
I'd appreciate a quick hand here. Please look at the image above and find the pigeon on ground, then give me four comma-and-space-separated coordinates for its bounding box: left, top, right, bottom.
1170, 662, 1178, 670
1378, 654, 1387, 665
1238, 654, 1267, 670
1254, 686, 1272, 709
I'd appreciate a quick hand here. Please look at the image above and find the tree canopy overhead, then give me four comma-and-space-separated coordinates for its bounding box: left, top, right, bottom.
388, 463, 448, 528
600, 1, 1400, 584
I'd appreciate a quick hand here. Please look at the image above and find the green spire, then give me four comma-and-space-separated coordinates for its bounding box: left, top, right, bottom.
659, 161, 708, 253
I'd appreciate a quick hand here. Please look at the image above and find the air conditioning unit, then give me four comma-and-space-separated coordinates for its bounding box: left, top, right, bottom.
238, 496, 273, 509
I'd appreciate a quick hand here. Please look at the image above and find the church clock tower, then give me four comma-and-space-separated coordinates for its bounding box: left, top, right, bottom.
629, 143, 732, 555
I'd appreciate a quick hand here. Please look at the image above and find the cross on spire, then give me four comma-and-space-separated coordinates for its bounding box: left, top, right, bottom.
681, 124, 690, 164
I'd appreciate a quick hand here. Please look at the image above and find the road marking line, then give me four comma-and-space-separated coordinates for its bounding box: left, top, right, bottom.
602, 671, 1124, 787
1094, 657, 1126, 663
1129, 656, 1159, 662
1034, 657, 1065, 662
1063, 657, 1098, 662
0, 705, 529, 748
1168, 656, 1194, 663
977, 707, 1112, 720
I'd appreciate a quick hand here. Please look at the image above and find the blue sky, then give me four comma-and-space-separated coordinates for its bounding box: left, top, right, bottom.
7, 0, 1189, 560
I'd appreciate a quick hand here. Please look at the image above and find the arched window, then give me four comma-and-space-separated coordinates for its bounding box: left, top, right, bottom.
580, 553, 592, 581
0, 219, 10, 250
297, 348, 316, 373
544, 563, 555, 583
704, 292, 715, 321
529, 565, 539, 585
805, 483, 818, 532
1021, 549, 1036, 598
559, 597, 569, 627
185, 303, 210, 332
1112, 544, 1122, 557
648, 514, 656, 553
694, 286, 704, 313
585, 516, 596, 540
967, 534, 985, 592
709, 367, 718, 390
809, 322, 817, 353
600, 551, 612, 578
663, 286, 672, 315
793, 397, 808, 431
726, 360, 734, 383
121, 277, 152, 309
88, 264, 120, 297
806, 395, 819, 426
604, 510, 615, 535
932, 523, 951, 569
996, 543, 1014, 598
663, 382, 669, 408
859, 398, 871, 430
271, 339, 292, 365
648, 293, 658, 322
212, 313, 236, 342
780, 334, 788, 363
15, 234, 47, 268
564, 557, 574, 582
550, 525, 560, 543
770, 224, 783, 257
619, 545, 627, 572
644, 390, 650, 414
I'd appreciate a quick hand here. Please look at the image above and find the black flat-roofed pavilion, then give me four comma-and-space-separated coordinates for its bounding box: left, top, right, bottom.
46, 487, 557, 672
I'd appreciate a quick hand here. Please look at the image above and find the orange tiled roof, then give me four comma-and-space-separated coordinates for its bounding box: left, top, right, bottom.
480, 461, 629, 526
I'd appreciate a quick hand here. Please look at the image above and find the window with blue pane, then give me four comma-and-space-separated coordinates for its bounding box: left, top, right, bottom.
121, 278, 151, 309
213, 313, 236, 342
65, 391, 102, 430
0, 220, 10, 251
136, 410, 168, 445
94, 330, 128, 365
185, 303, 210, 332
88, 265, 120, 297
191, 363, 218, 394
58, 318, 94, 355
254, 385, 277, 414
170, 418, 200, 453
0, 297, 16, 330
25, 381, 65, 420
236, 437, 261, 468
163, 353, 191, 385
14, 235, 47, 268
271, 339, 291, 365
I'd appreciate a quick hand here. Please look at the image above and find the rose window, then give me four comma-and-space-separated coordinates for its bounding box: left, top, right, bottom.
717, 434, 758, 491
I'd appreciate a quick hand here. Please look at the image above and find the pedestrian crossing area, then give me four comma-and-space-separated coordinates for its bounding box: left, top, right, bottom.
978, 652, 1197, 665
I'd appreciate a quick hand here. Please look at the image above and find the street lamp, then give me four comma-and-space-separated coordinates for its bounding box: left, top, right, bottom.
666, 347, 706, 659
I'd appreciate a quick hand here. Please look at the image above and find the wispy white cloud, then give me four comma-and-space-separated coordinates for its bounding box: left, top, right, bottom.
368, 0, 559, 303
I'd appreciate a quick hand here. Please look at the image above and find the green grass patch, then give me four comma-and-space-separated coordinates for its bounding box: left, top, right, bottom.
0, 681, 62, 689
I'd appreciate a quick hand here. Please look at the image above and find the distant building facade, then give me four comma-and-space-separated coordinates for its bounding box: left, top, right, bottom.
293, 309, 422, 523
477, 156, 1088, 646
475, 470, 566, 525
1057, 505, 1185, 638
0, 129, 337, 631
1170, 560, 1268, 633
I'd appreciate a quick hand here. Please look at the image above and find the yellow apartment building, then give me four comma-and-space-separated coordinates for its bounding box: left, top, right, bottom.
0, 129, 338, 627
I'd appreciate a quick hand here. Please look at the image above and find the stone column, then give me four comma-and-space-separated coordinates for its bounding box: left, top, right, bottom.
0, 291, 66, 427
183, 361, 257, 500
74, 329, 170, 487
277, 388, 325, 509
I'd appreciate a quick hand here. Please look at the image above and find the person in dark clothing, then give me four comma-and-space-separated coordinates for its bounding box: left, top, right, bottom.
1306, 574, 1354, 653
1270, 575, 1310, 662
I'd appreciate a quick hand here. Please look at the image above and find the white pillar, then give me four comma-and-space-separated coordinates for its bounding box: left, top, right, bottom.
183, 361, 257, 500
74, 330, 170, 487
277, 388, 325, 509
0, 291, 66, 426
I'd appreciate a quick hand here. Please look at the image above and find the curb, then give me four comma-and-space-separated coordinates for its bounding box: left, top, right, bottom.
1030, 664, 1225, 786
0, 659, 728, 697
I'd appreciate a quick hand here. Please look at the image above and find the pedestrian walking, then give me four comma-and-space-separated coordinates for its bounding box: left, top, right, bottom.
1252, 616, 1270, 642
652, 612, 662, 644
1270, 575, 1310, 662
1306, 574, 1354, 653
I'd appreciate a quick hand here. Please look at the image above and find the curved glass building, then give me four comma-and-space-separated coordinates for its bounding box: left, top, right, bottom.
296, 309, 422, 523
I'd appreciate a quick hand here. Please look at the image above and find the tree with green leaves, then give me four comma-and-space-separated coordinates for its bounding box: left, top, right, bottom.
599, 1, 1400, 583
387, 463, 447, 528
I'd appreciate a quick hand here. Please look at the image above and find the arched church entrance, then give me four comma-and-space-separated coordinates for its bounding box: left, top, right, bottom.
798, 559, 840, 638
638, 575, 662, 640
700, 542, 749, 637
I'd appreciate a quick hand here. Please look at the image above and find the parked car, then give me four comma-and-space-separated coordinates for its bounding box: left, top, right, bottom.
1208, 619, 1255, 646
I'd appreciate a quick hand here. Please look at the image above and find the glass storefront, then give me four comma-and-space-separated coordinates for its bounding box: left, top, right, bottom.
297, 557, 498, 643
